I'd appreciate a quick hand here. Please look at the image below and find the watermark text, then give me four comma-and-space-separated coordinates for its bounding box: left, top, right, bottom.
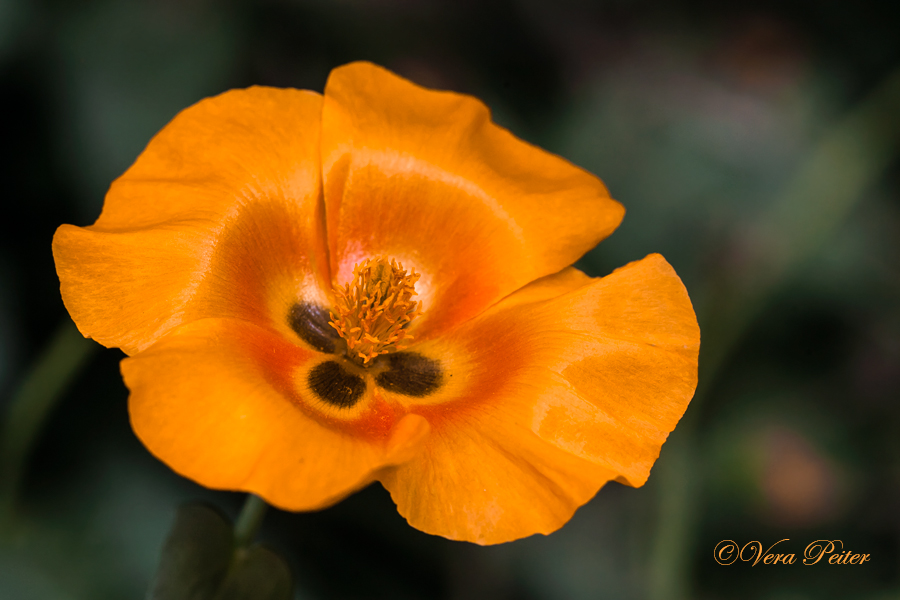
714, 539, 870, 566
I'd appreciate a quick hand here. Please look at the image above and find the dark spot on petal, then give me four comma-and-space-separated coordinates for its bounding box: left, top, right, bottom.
376, 352, 442, 397
308, 361, 366, 408
289, 302, 338, 353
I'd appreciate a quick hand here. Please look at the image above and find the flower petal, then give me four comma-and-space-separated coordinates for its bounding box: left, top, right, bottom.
123, 318, 425, 511
378, 254, 700, 543
321, 62, 624, 339
53, 87, 329, 354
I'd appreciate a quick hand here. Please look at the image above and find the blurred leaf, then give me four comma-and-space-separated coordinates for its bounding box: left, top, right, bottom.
213, 545, 292, 600
148, 503, 292, 600
0, 320, 98, 522
148, 504, 233, 600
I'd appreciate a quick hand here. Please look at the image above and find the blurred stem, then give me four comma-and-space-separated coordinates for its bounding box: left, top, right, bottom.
233, 494, 268, 548
704, 66, 900, 395
648, 67, 900, 600
647, 431, 695, 600
0, 320, 98, 524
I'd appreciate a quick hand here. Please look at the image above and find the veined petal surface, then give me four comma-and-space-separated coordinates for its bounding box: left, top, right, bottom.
321, 61, 625, 341
53, 87, 329, 355
379, 254, 700, 544
52, 63, 700, 546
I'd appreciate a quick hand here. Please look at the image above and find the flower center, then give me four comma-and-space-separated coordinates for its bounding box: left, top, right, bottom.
329, 257, 422, 365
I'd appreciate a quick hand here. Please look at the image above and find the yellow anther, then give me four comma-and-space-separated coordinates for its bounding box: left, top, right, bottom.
329, 257, 422, 364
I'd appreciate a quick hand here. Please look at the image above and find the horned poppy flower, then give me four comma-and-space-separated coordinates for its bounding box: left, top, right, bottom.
52, 62, 699, 544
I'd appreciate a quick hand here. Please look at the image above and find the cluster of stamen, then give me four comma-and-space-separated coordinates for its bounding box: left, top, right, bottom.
329, 257, 423, 364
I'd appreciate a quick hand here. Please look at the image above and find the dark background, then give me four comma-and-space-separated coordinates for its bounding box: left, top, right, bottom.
1, 0, 899, 598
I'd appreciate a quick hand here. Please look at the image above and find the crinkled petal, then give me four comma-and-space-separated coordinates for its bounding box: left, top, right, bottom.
378, 254, 700, 543
321, 62, 624, 341
53, 87, 329, 354
123, 318, 429, 511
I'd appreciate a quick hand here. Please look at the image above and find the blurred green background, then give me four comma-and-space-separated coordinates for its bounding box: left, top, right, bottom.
1, 0, 899, 598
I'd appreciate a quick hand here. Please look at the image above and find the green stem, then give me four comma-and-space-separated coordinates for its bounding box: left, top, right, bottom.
233, 494, 268, 548
0, 319, 98, 522
647, 431, 695, 600
648, 67, 900, 600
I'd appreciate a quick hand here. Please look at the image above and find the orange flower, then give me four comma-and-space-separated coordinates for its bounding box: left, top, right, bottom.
52, 62, 700, 544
